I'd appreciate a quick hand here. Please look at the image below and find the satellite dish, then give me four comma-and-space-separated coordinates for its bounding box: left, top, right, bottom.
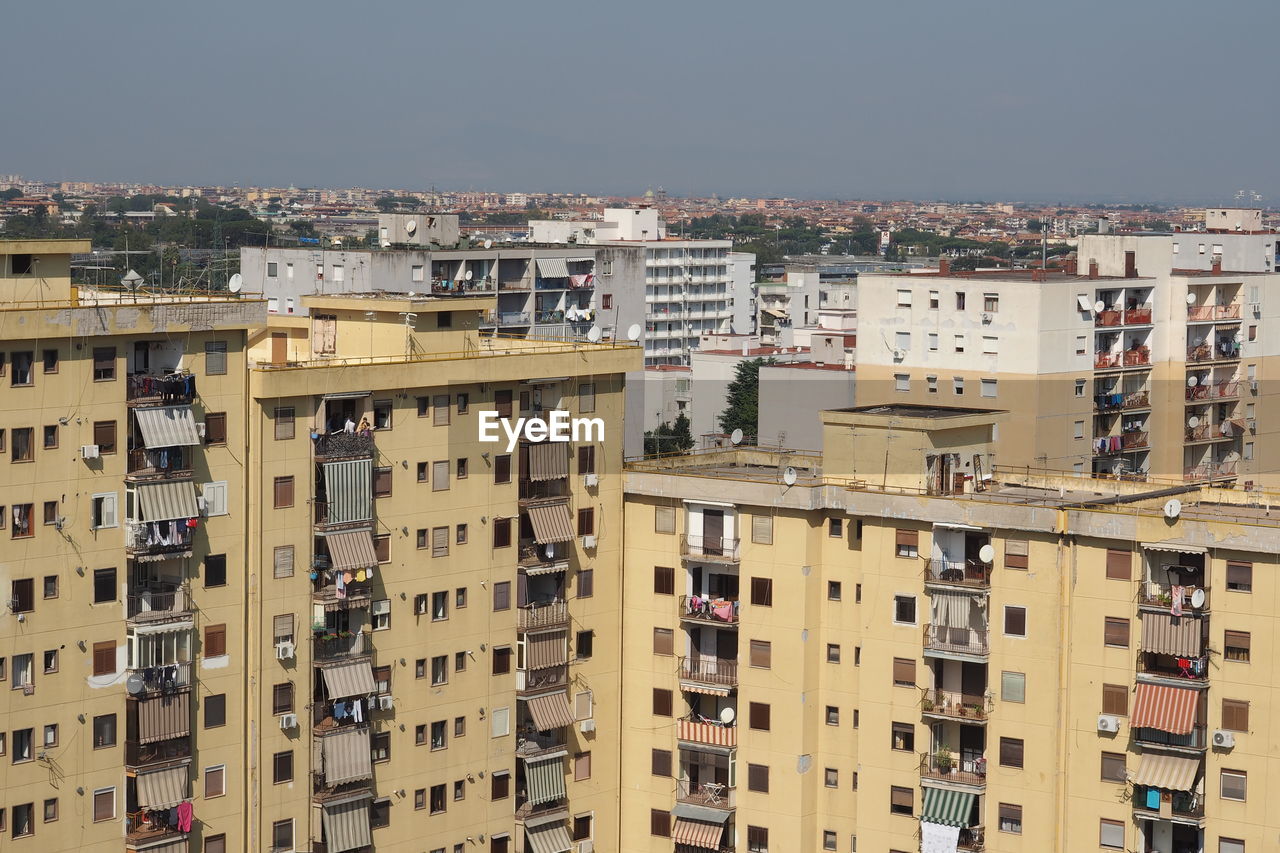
404, 219, 417, 234
121, 269, 144, 290
978, 544, 996, 563
730, 428, 744, 446
1190, 588, 1206, 609
782, 466, 798, 486
719, 707, 736, 725
228, 273, 243, 293
586, 326, 602, 343
381, 240, 392, 248
626, 323, 642, 342
1093, 300, 1106, 313
125, 673, 145, 695
1164, 499, 1182, 519
465, 270, 474, 281
1187, 375, 1198, 387
1186, 293, 1197, 305
1188, 416, 1200, 428
483, 239, 493, 249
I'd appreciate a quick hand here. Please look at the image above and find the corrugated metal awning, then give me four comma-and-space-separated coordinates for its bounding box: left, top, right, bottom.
528, 442, 569, 481
321, 660, 376, 698
1134, 752, 1200, 792
322, 795, 373, 852
136, 691, 191, 744
672, 803, 731, 823
921, 786, 975, 827
1140, 541, 1208, 555
525, 755, 566, 805
526, 631, 567, 670
1141, 612, 1203, 657
321, 727, 373, 786
134, 406, 202, 448
536, 257, 570, 278
135, 841, 187, 853
526, 501, 574, 544
672, 818, 726, 850
526, 691, 576, 731
324, 459, 372, 525
135, 764, 189, 810
325, 530, 378, 572
526, 822, 573, 853
1131, 683, 1198, 734
137, 481, 199, 522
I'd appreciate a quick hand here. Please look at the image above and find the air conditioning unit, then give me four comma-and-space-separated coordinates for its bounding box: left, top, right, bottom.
196, 422, 207, 438
579, 718, 596, 734
275, 641, 296, 661
377, 695, 394, 711
1212, 729, 1235, 748
584, 473, 599, 488
1097, 714, 1120, 733
582, 534, 597, 550
279, 713, 298, 730
80, 444, 100, 460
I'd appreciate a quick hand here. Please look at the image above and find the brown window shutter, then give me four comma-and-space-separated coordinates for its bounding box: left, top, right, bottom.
1226, 561, 1253, 590
652, 688, 672, 717
495, 455, 512, 483
893, 657, 916, 686
895, 529, 918, 547
273, 545, 295, 578
205, 624, 227, 657
747, 764, 769, 793
1102, 683, 1128, 716
651, 749, 672, 777
1004, 538, 1029, 569
1222, 699, 1249, 732
577, 508, 595, 536
272, 614, 294, 641
492, 518, 511, 548
495, 390, 513, 419
652, 628, 673, 656
749, 640, 771, 669
1104, 617, 1130, 647
650, 809, 670, 837
92, 641, 115, 676
1000, 737, 1024, 767
653, 566, 674, 595
1105, 549, 1131, 580
749, 702, 770, 731
93, 420, 117, 452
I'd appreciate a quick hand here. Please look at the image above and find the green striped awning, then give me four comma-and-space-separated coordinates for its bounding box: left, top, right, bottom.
324, 459, 372, 524
921, 786, 975, 827
525, 754, 566, 805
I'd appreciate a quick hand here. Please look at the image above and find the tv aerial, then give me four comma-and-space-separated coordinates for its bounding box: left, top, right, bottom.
121, 269, 144, 291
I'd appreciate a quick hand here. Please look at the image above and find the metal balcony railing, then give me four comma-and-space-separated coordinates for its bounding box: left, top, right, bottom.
679, 594, 740, 625
923, 559, 991, 589
1137, 583, 1209, 611
1125, 307, 1153, 324
923, 623, 989, 656
518, 600, 569, 631
312, 632, 369, 660
125, 735, 191, 768
920, 689, 990, 721
957, 825, 986, 851
126, 373, 195, 406
516, 729, 568, 759
678, 656, 738, 687
680, 535, 741, 562
677, 715, 738, 748
126, 522, 193, 557
517, 664, 568, 695
126, 586, 189, 622
312, 430, 374, 458
1133, 725, 1207, 751
126, 447, 193, 478
1184, 461, 1238, 480
676, 779, 736, 810
920, 752, 987, 787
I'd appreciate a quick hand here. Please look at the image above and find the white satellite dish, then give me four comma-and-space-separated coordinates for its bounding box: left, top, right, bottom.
719, 707, 736, 724
626, 323, 642, 342
228, 273, 243, 293
125, 673, 145, 695
1187, 375, 1198, 387
404, 219, 417, 234
1164, 499, 1182, 519
483, 239, 493, 249
465, 270, 474, 281
586, 326, 602, 343
381, 240, 392, 248
1190, 588, 1206, 609
1186, 293, 1197, 305
1188, 416, 1200, 428
782, 466, 798, 486
979, 544, 996, 563
1093, 300, 1106, 313
121, 269, 144, 290
730, 428, 744, 446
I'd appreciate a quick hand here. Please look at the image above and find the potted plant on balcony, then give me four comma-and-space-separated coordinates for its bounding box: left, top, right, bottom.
921, 696, 935, 713
934, 745, 954, 774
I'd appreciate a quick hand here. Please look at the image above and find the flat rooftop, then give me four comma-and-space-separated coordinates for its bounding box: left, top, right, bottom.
833, 404, 999, 418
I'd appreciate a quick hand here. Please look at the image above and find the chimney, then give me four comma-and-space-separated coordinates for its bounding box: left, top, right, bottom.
1063, 257, 1078, 274
1211, 256, 1223, 275
1031, 269, 1047, 282
1123, 251, 1137, 279
1088, 260, 1099, 279
938, 258, 950, 275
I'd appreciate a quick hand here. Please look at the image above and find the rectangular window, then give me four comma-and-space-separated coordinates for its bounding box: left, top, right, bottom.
652, 688, 673, 717
574, 751, 591, 781
204, 341, 227, 375
928, 333, 939, 351
92, 789, 115, 822
999, 737, 1024, 768
432, 460, 449, 491
1001, 671, 1026, 703
891, 722, 915, 751
271, 683, 294, 716
204, 412, 226, 444
373, 467, 392, 497
1105, 549, 1130, 580
752, 515, 773, 544
980, 378, 997, 397
272, 820, 293, 851
896, 289, 912, 306
828, 581, 842, 600
93, 420, 116, 454
826, 643, 841, 663
893, 657, 916, 687
890, 785, 913, 815
1004, 606, 1026, 637
578, 445, 596, 474
1226, 561, 1253, 592
895, 374, 910, 392
747, 826, 768, 852
1224, 630, 1251, 662
204, 694, 226, 728
1104, 616, 1130, 647
749, 639, 772, 669
749, 702, 770, 731
11, 429, 32, 462
578, 383, 596, 413
89, 348, 116, 382
653, 565, 675, 595
575, 629, 593, 659
1102, 683, 1128, 716
953, 334, 965, 353
272, 476, 293, 508
93, 567, 116, 603
652, 628, 673, 656
750, 576, 773, 606
273, 545, 295, 578
1220, 769, 1247, 801
433, 394, 450, 426
204, 765, 225, 798
274, 407, 295, 440
273, 751, 293, 784
205, 554, 226, 588
204, 624, 227, 657
373, 399, 392, 430
650, 809, 671, 838
894, 595, 916, 624
651, 748, 672, 777
1004, 538, 1029, 569
747, 764, 769, 793
998, 803, 1021, 834
91, 642, 115, 677
1222, 698, 1249, 732
655, 505, 675, 533
1100, 751, 1126, 782
92, 714, 116, 748
492, 517, 511, 548
984, 293, 999, 312
1099, 819, 1124, 849
895, 528, 918, 558
577, 507, 595, 536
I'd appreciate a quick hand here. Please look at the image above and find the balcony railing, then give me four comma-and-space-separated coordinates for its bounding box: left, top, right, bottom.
125, 735, 191, 769
920, 752, 987, 787
679, 594, 740, 625
1137, 650, 1209, 683
678, 715, 738, 748
517, 541, 569, 570
1094, 352, 1119, 369
126, 372, 195, 406
1132, 786, 1205, 818
311, 583, 372, 608
1187, 305, 1215, 322
1184, 423, 1215, 441
1184, 461, 1238, 480
126, 447, 193, 478
126, 810, 186, 846
1123, 349, 1151, 366
312, 631, 369, 660
956, 825, 986, 852
679, 656, 738, 687
126, 586, 189, 623
1125, 308, 1153, 324
516, 729, 567, 759
923, 623, 989, 656
480, 311, 533, 327
126, 522, 194, 558
312, 700, 371, 732
923, 559, 991, 589
921, 689, 989, 722
312, 431, 374, 458
1138, 584, 1209, 611
1095, 310, 1122, 327
680, 535, 741, 562
518, 600, 569, 631
1122, 431, 1149, 450
517, 663, 568, 695
1188, 344, 1241, 363
1097, 390, 1150, 411
676, 779, 736, 810
1134, 724, 1207, 750
1216, 304, 1242, 320
126, 661, 192, 695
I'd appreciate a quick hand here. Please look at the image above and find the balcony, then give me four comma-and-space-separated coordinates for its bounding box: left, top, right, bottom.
1187, 343, 1240, 363
126, 447, 193, 480
517, 663, 569, 696
1095, 352, 1120, 369
535, 310, 566, 323
1134, 725, 1207, 751
1096, 390, 1150, 412
480, 311, 532, 328
516, 729, 568, 760
1184, 423, 1232, 443
677, 715, 738, 748
126, 521, 194, 559
125, 735, 191, 769
312, 631, 370, 661
312, 582, 372, 609
1191, 304, 1241, 322
1125, 308, 1153, 325
312, 700, 371, 732
957, 826, 986, 852
126, 373, 194, 407
1095, 310, 1122, 327
1138, 584, 1209, 612
126, 661, 192, 696
1183, 461, 1237, 481
923, 623, 989, 658
514, 798, 569, 823
1137, 650, 1209, 685
1132, 786, 1205, 821
679, 656, 738, 689
1122, 431, 1149, 450
1123, 348, 1151, 367
676, 779, 736, 811
126, 810, 186, 848
680, 535, 741, 563
923, 559, 991, 590
312, 431, 374, 459
679, 594, 740, 626
921, 689, 990, 723
920, 752, 987, 788
1095, 432, 1149, 455
518, 600, 569, 631
518, 541, 569, 572
126, 586, 190, 625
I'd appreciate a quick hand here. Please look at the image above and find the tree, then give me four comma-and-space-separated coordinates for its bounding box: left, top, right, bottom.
644, 413, 695, 456
717, 358, 771, 441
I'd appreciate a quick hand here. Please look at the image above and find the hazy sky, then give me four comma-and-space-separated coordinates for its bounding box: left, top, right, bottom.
5, 1, 1278, 202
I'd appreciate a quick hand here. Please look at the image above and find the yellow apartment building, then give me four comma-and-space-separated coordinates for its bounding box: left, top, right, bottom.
620, 403, 1279, 853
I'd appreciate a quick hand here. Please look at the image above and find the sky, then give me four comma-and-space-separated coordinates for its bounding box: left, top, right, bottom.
5, 0, 1280, 203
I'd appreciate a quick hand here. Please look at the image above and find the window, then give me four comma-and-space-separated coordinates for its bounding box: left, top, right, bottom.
91, 642, 115, 677
1099, 819, 1124, 849
432, 460, 449, 491
895, 529, 918, 558
652, 628, 673, 656
433, 657, 450, 685
577, 570, 594, 599
578, 444, 596, 474
370, 798, 391, 828
272, 682, 294, 715
894, 595, 916, 624
1220, 841, 1246, 853
956, 292, 966, 310
892, 657, 915, 687
749, 702, 771, 731
651, 748, 672, 776
999, 737, 1024, 768
372, 399, 392, 430
824, 705, 839, 725
1004, 606, 1026, 637
1221, 769, 1247, 801
747, 826, 769, 852
93, 421, 116, 454
39, 649, 55, 674
494, 389, 513, 418
431, 720, 447, 750
926, 375, 938, 393
273, 545, 295, 578
984, 292, 999, 312
1076, 335, 1087, 355
431, 526, 449, 557
822, 830, 837, 850
11, 428, 32, 462
373, 467, 392, 497
432, 394, 450, 426
1098, 683, 1129, 716
272, 476, 293, 508
436, 310, 452, 329
371, 599, 390, 630
203, 412, 227, 445
494, 454, 512, 483
493, 580, 511, 611
578, 383, 596, 413
576, 629, 594, 659
953, 334, 965, 353
205, 554, 226, 588
204, 341, 227, 375
653, 565, 675, 595
897, 289, 912, 306
953, 376, 965, 395
372, 731, 391, 763
204, 624, 227, 657
1075, 378, 1086, 397
1226, 561, 1252, 592
457, 393, 469, 414
1073, 420, 1084, 439
577, 507, 594, 536
894, 373, 910, 392
891, 722, 915, 751
928, 290, 939, 308
42, 724, 57, 746
273, 751, 293, 784
573, 814, 593, 842
750, 576, 773, 606
491, 771, 510, 800
652, 688, 673, 717
204, 765, 226, 798
204, 694, 226, 728
747, 764, 769, 793
928, 333, 939, 351
271, 819, 293, 851
492, 517, 511, 548
492, 646, 512, 675
202, 481, 228, 516
11, 502, 32, 537
1104, 617, 1130, 647
11, 579, 33, 613
431, 590, 448, 620
1224, 630, 1251, 662
206, 835, 226, 853
454, 716, 466, 737
417, 462, 428, 483
826, 643, 841, 663
91, 492, 117, 529
981, 378, 997, 397
890, 785, 913, 815
1105, 548, 1130, 580
655, 505, 675, 533
91, 348, 116, 382
828, 581, 842, 600
42, 425, 57, 450
998, 803, 1021, 834
92, 714, 116, 748
456, 587, 467, 608
749, 639, 772, 669
574, 751, 592, 781
1100, 751, 1126, 782
828, 517, 843, 538
1221, 698, 1249, 732
650, 809, 671, 838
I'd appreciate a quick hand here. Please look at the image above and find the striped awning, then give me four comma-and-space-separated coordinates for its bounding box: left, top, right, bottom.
536, 257, 571, 278
324, 459, 372, 524
673, 818, 726, 850
1141, 612, 1203, 657
681, 682, 732, 697
526, 821, 573, 853
526, 501, 574, 544
321, 727, 373, 786
921, 786, 975, 827
322, 795, 373, 852
522, 563, 564, 577
1131, 683, 1198, 735
525, 755, 566, 805
136, 691, 190, 744
1134, 752, 1200, 792
136, 840, 187, 853
135, 764, 189, 810
1140, 541, 1207, 555
321, 659, 376, 698
528, 442, 569, 481
526, 691, 576, 731
134, 405, 202, 447
325, 530, 378, 572
137, 481, 199, 522
526, 631, 567, 670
